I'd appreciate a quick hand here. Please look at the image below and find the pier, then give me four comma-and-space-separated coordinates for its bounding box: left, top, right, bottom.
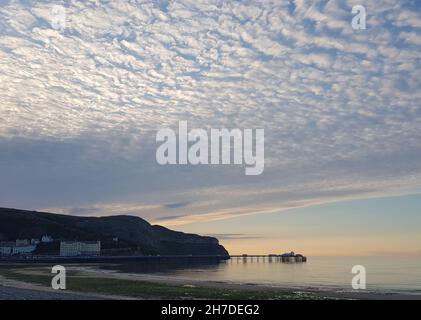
0, 253, 306, 264
229, 253, 307, 263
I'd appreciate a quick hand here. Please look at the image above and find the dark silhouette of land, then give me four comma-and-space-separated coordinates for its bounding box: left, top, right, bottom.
0, 208, 228, 256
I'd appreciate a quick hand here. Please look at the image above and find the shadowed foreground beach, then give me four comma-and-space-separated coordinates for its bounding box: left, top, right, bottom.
0, 285, 103, 300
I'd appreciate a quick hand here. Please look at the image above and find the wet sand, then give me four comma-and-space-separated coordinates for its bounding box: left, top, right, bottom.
0, 273, 129, 300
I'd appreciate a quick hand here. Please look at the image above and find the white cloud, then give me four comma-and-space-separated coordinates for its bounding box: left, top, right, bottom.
0, 0, 420, 224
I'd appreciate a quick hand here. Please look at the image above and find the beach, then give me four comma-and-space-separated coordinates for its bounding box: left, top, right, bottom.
1, 263, 421, 300
0, 285, 103, 300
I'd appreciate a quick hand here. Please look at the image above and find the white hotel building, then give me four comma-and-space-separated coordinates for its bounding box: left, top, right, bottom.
59, 241, 101, 257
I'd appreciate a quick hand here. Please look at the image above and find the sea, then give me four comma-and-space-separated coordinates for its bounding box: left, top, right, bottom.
99, 256, 421, 295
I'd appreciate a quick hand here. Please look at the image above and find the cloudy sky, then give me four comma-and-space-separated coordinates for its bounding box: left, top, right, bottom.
1, 0, 420, 255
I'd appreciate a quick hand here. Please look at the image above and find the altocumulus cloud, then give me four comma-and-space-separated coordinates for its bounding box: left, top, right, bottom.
0, 0, 420, 225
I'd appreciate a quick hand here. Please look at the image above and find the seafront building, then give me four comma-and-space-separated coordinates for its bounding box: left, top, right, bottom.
0, 247, 12, 255
59, 241, 101, 257
41, 235, 53, 243
15, 239, 30, 246
0, 237, 101, 257
0, 235, 101, 257
280, 251, 307, 262
12, 244, 37, 255
0, 240, 36, 256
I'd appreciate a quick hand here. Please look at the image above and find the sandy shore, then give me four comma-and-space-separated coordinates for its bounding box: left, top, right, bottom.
0, 285, 103, 300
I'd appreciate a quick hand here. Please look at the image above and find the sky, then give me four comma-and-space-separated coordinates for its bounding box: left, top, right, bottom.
178, 193, 421, 256
0, 0, 420, 255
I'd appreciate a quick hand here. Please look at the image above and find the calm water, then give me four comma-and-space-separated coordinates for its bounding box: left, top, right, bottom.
101, 256, 421, 294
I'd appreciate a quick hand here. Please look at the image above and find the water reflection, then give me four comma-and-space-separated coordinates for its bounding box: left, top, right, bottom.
98, 256, 421, 293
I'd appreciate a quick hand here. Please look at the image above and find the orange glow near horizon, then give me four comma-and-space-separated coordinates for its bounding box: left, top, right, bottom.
218, 236, 421, 257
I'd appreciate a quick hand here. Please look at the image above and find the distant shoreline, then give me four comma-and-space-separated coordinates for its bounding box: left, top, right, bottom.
0, 255, 230, 264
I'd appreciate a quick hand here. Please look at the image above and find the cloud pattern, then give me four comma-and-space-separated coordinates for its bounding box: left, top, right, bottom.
0, 0, 420, 225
